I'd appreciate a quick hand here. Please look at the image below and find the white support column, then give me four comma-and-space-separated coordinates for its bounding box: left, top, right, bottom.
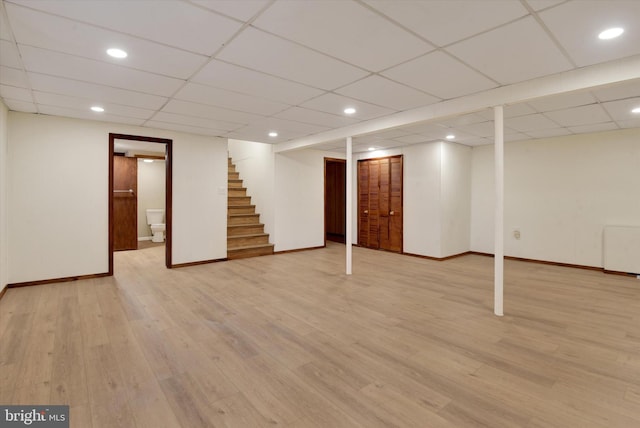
346, 137, 353, 275
494, 106, 504, 316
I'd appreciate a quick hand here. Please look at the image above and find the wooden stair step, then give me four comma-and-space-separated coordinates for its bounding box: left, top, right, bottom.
228, 213, 260, 225
228, 204, 256, 215
228, 179, 243, 188
228, 188, 247, 197
228, 224, 265, 235
227, 233, 270, 247
228, 196, 251, 205
227, 243, 274, 260
228, 172, 240, 180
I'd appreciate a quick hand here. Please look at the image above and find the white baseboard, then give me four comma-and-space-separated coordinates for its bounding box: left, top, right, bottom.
138, 236, 152, 241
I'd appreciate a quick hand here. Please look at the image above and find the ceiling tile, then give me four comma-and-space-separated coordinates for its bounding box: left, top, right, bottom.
505, 133, 532, 142
392, 134, 435, 144
224, 127, 309, 143
14, 0, 242, 56
593, 81, 640, 102
525, 128, 572, 139
300, 93, 395, 121
150, 111, 242, 132
191, 60, 324, 105
543, 104, 610, 127
539, 1, 640, 67
601, 97, 640, 121
528, 91, 597, 112
3, 98, 37, 112
568, 122, 619, 134
274, 107, 360, 128
19, 46, 184, 97
190, 0, 271, 21
462, 137, 492, 146
38, 104, 145, 126
28, 73, 168, 110
5, 3, 208, 79
217, 27, 368, 90
34, 91, 155, 120
442, 112, 494, 127
457, 120, 508, 137
364, 0, 527, 46
0, 6, 13, 41
0, 39, 21, 68
0, 65, 29, 88
174, 82, 289, 116
447, 17, 573, 84
505, 113, 563, 132
382, 51, 498, 99
252, 0, 433, 71
161, 99, 263, 125
400, 121, 449, 136
336, 75, 439, 111
615, 117, 640, 128
524, 0, 565, 12
0, 84, 31, 102
144, 120, 228, 137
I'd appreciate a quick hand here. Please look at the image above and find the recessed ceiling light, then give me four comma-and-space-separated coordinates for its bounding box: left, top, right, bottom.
268, 131, 278, 137
446, 134, 455, 140
632, 107, 640, 114
368, 147, 375, 151
107, 48, 128, 58
90, 106, 104, 112
598, 27, 624, 40
143, 159, 154, 163
344, 107, 356, 115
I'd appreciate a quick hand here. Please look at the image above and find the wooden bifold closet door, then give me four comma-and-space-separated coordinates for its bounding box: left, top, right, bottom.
358, 155, 403, 252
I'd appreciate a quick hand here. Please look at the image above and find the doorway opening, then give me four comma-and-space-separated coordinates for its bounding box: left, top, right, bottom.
324, 158, 346, 244
358, 155, 403, 252
109, 133, 173, 274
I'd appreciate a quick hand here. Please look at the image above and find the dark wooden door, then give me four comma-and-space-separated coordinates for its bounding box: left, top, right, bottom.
325, 159, 346, 243
358, 156, 402, 252
113, 155, 137, 251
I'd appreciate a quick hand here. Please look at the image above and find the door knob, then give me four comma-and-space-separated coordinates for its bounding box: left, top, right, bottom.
389, 211, 394, 215
364, 210, 369, 214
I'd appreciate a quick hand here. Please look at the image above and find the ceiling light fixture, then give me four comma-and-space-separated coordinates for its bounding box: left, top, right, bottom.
368, 147, 375, 151
344, 107, 356, 115
90, 106, 104, 112
143, 159, 154, 163
446, 134, 455, 140
268, 131, 278, 137
632, 107, 640, 114
598, 27, 624, 40
107, 48, 128, 58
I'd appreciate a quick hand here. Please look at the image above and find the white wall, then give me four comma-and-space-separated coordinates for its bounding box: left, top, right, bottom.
274, 149, 335, 251
228, 139, 275, 238
354, 141, 471, 258
7, 112, 227, 283
0, 101, 8, 293
471, 128, 640, 267
137, 159, 166, 239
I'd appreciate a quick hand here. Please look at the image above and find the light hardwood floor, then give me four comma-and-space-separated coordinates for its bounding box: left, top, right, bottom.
1, 243, 639, 427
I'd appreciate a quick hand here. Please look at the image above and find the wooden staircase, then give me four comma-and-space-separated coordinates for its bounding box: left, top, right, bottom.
227, 158, 274, 259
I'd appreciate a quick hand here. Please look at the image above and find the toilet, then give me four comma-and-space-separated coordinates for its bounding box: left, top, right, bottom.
146, 209, 166, 243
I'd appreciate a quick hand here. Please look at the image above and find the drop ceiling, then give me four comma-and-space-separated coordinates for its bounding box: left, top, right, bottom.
0, 0, 639, 152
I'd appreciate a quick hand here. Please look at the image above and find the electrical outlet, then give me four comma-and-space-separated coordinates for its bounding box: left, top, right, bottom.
513, 229, 521, 240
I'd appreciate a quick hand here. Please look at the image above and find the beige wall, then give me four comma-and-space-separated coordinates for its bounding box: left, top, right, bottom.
7, 112, 227, 283
0, 100, 8, 292
471, 128, 640, 267
137, 159, 166, 239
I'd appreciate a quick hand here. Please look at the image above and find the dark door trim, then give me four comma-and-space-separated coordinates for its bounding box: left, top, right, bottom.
109, 133, 173, 274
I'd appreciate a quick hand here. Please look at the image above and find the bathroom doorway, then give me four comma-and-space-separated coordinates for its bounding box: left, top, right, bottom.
109, 133, 173, 273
